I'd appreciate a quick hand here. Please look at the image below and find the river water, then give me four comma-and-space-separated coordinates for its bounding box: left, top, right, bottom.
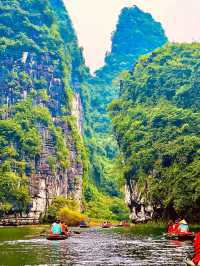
0, 227, 193, 266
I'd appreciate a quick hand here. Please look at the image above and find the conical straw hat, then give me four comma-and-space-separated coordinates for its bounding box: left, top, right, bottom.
179, 219, 187, 224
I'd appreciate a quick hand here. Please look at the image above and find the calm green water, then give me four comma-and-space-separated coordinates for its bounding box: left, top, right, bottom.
0, 226, 193, 265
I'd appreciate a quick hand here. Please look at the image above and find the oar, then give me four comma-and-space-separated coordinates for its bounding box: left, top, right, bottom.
72, 231, 81, 234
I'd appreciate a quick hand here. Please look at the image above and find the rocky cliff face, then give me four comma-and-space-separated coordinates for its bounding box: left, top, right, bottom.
125, 182, 152, 223
0, 51, 84, 223
0, 0, 89, 224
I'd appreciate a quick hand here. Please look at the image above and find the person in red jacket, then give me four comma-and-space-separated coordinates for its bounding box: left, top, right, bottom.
167, 220, 174, 234
186, 232, 200, 266
167, 219, 180, 234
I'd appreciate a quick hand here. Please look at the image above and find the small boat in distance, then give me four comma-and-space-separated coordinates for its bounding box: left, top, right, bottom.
79, 221, 90, 228
116, 220, 129, 228
102, 221, 112, 228
47, 234, 68, 241
167, 219, 194, 241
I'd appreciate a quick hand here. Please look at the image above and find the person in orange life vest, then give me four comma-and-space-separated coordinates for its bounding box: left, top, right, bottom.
60, 221, 69, 235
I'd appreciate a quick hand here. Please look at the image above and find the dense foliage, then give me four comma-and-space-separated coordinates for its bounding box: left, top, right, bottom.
110, 43, 200, 221
45, 196, 86, 226
0, 0, 65, 56
84, 6, 167, 216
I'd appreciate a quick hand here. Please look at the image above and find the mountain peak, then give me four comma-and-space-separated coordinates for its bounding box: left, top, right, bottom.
95, 5, 167, 81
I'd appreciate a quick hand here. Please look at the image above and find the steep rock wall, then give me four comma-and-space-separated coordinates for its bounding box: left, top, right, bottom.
125, 181, 154, 223
0, 52, 84, 223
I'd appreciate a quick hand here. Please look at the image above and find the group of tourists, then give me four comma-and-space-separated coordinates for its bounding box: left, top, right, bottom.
167, 219, 200, 266
50, 220, 70, 236
167, 219, 189, 234
49, 218, 200, 265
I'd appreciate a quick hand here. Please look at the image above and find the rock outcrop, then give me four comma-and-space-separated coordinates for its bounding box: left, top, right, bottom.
125, 181, 154, 223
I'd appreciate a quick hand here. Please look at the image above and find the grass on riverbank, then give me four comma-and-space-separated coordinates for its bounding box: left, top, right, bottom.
112, 222, 166, 235
112, 222, 200, 236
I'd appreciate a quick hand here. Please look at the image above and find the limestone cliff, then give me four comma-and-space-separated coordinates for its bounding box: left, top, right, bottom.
0, 0, 87, 224
0, 51, 84, 223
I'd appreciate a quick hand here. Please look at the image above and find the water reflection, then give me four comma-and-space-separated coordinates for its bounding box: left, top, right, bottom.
0, 228, 193, 265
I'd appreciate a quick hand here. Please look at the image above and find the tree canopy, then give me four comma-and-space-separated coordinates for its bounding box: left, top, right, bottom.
110, 43, 200, 221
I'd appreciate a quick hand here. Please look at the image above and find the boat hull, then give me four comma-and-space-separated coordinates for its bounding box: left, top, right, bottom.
102, 225, 112, 228
167, 233, 195, 241
80, 225, 90, 228
47, 235, 68, 241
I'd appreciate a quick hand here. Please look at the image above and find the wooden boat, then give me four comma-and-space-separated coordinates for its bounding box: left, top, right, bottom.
79, 224, 90, 228
167, 232, 195, 241
102, 223, 112, 228
46, 234, 68, 241
79, 221, 89, 228
116, 224, 123, 227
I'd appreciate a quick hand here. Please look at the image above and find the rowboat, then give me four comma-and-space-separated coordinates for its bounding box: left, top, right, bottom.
79, 221, 90, 228
46, 234, 68, 241
79, 224, 90, 228
166, 232, 195, 241
102, 224, 112, 228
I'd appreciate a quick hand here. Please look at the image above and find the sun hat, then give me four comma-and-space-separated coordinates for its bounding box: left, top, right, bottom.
179, 219, 187, 224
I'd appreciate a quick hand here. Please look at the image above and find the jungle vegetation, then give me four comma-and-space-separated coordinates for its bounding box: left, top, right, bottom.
1, 1, 199, 222
110, 43, 200, 221
84, 6, 167, 218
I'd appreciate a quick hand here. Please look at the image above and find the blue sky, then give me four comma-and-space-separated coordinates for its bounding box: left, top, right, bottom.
64, 0, 200, 71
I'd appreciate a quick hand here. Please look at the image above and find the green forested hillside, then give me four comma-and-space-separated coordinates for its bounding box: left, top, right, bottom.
0, 0, 88, 216
90, 6, 167, 133
96, 6, 167, 82
85, 6, 167, 212
110, 43, 200, 221
49, 0, 91, 122
3, 1, 198, 222
0, 0, 63, 55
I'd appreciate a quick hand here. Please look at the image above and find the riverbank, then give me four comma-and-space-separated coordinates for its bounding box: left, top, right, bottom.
112, 222, 200, 236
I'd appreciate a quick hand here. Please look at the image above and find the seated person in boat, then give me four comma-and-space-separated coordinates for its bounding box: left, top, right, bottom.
167, 220, 174, 233
167, 219, 180, 234
122, 220, 129, 227
80, 221, 85, 226
60, 221, 68, 235
178, 219, 189, 233
102, 221, 112, 227
60, 221, 70, 235
51, 220, 62, 235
